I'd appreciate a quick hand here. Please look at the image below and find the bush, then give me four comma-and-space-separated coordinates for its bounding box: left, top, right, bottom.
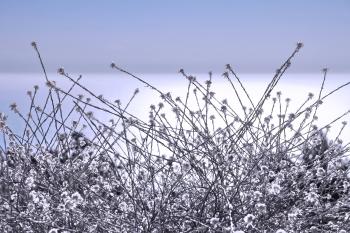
0, 42, 349, 232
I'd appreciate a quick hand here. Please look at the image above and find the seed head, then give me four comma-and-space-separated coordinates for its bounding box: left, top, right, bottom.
46, 80, 56, 88
296, 42, 303, 50
205, 80, 212, 86
31, 41, 37, 49
222, 71, 229, 78
178, 68, 185, 75
308, 92, 314, 99
57, 67, 65, 75
187, 76, 196, 82
9, 103, 17, 112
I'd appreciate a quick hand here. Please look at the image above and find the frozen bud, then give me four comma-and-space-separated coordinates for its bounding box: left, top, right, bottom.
110, 62, 116, 68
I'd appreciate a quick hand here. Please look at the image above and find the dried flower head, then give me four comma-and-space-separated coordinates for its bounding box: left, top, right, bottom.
57, 67, 65, 75
296, 42, 303, 50
9, 103, 17, 111
178, 68, 185, 75
308, 92, 314, 99
31, 41, 37, 48
46, 80, 56, 88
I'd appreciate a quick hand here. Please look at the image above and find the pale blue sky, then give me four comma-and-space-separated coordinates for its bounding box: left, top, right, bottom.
0, 0, 349, 73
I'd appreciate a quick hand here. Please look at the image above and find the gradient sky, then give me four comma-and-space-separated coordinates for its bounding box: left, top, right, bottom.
0, 0, 349, 73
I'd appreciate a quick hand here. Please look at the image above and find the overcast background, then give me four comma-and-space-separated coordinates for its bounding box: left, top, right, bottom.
0, 0, 349, 73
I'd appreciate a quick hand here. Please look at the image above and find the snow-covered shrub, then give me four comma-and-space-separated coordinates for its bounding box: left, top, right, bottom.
0, 42, 349, 232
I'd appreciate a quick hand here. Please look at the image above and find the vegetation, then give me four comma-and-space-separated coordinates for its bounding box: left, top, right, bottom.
0, 42, 349, 232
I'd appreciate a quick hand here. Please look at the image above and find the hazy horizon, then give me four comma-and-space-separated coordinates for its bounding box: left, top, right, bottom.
1, 73, 349, 144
